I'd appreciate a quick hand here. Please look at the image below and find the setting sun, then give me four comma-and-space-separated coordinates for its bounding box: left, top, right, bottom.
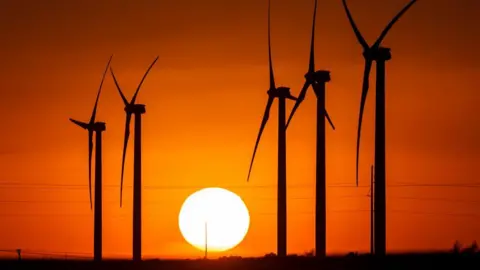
178, 187, 250, 253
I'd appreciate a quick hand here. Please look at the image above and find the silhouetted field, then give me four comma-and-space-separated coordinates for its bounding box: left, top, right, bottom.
1, 253, 480, 270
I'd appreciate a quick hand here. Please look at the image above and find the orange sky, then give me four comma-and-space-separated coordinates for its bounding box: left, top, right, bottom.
0, 0, 479, 259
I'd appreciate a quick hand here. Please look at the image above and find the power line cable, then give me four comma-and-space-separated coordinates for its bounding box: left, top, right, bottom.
2, 182, 480, 190
1, 195, 479, 204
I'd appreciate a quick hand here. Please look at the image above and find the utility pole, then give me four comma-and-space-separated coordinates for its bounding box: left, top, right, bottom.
370, 165, 375, 255
204, 221, 208, 259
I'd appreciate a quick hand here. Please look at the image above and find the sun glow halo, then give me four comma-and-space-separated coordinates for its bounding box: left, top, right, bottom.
178, 187, 250, 252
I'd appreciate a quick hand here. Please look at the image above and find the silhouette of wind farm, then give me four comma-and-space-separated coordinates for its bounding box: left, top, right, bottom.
1, 0, 480, 269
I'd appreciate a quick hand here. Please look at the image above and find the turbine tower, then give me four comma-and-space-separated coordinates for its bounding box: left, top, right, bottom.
285, 0, 335, 258
69, 55, 112, 261
247, 0, 297, 258
110, 57, 159, 261
341, 0, 417, 255
369, 165, 375, 255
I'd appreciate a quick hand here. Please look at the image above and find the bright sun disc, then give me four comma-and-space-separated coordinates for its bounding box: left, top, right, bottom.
178, 187, 250, 252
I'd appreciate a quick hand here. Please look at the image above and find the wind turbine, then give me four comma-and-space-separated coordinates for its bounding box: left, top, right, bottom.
69, 55, 112, 261
341, 0, 417, 255
285, 0, 335, 258
247, 0, 297, 258
110, 56, 159, 261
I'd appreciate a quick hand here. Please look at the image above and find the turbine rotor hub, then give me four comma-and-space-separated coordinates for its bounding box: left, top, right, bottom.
267, 87, 293, 98
267, 88, 276, 96
304, 71, 316, 83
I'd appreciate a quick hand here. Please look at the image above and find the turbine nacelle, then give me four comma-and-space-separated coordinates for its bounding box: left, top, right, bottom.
268, 87, 296, 100
125, 104, 146, 114
91, 122, 106, 132
276, 86, 292, 97
364, 47, 392, 61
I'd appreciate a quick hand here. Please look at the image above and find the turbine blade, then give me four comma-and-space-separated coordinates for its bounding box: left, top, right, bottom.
247, 95, 274, 182
308, 0, 318, 73
268, 0, 276, 90
286, 81, 310, 129
342, 0, 369, 50
324, 109, 335, 130
90, 55, 113, 124
373, 0, 417, 49
120, 113, 132, 207
356, 59, 373, 187
69, 119, 89, 130
110, 67, 129, 106
88, 129, 93, 210
131, 56, 159, 104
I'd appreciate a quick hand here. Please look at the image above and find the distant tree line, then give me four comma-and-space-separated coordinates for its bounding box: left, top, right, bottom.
452, 241, 478, 254
216, 242, 479, 261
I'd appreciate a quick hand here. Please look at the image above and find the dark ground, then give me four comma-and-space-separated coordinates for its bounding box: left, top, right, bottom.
1, 253, 479, 270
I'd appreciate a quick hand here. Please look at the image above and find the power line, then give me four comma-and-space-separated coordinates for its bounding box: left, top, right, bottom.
0, 208, 478, 218
1, 182, 479, 190
391, 210, 480, 218
1, 195, 479, 204
0, 183, 312, 189
390, 183, 480, 188
0, 250, 17, 253
332, 195, 480, 205
0, 249, 87, 259
0, 209, 368, 217
391, 196, 480, 204
0, 249, 137, 259
0, 198, 315, 204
